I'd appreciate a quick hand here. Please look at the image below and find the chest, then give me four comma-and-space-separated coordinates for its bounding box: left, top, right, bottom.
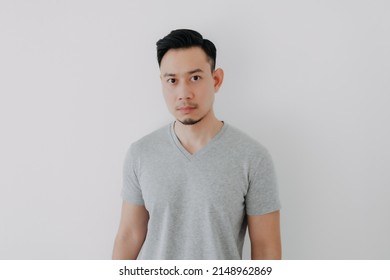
138, 155, 249, 215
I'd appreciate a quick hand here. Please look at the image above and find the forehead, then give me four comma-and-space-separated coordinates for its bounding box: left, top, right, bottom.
160, 47, 210, 74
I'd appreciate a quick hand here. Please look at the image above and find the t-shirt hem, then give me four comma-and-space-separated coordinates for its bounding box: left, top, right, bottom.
246, 205, 281, 216
121, 189, 145, 205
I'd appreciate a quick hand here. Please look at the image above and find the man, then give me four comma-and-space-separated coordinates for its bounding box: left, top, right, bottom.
112, 29, 281, 260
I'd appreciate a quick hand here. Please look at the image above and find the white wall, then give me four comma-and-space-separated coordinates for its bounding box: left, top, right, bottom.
1, 0, 389, 259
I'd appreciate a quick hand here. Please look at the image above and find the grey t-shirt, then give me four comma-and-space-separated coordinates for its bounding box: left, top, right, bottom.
121, 122, 281, 259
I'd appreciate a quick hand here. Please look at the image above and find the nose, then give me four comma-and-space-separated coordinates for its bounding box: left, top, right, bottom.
177, 81, 193, 100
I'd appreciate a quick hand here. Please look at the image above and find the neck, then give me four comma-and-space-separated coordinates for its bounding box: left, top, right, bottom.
174, 110, 223, 154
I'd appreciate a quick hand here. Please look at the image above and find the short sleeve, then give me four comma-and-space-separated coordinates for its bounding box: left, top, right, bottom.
121, 144, 145, 205
245, 148, 281, 216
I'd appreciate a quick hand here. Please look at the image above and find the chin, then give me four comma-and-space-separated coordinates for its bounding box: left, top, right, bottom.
178, 118, 202, 125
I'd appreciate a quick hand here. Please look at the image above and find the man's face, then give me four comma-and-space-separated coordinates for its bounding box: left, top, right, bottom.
159, 47, 223, 125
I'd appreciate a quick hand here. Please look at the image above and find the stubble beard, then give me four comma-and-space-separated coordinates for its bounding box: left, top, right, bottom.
176, 101, 206, 126
177, 117, 204, 126
177, 108, 211, 126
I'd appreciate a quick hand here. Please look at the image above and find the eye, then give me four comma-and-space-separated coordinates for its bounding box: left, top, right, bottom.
191, 75, 201, 81
167, 78, 176, 84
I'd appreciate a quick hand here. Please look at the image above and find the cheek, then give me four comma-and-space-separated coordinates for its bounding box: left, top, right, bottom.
162, 90, 176, 107
202, 85, 215, 103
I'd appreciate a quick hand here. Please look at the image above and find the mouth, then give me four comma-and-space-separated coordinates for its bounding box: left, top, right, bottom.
176, 103, 197, 114
178, 106, 195, 114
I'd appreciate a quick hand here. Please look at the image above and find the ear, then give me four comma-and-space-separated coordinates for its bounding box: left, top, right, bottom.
213, 68, 224, 92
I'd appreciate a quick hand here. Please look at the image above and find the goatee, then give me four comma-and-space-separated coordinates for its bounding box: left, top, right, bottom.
177, 117, 203, 125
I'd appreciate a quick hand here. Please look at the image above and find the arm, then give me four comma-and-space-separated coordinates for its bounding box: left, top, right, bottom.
247, 210, 281, 260
112, 201, 149, 260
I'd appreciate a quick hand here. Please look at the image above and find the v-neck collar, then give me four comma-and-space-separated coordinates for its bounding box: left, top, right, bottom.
169, 121, 228, 161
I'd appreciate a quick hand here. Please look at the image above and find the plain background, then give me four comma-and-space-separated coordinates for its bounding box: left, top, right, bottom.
1, 0, 389, 259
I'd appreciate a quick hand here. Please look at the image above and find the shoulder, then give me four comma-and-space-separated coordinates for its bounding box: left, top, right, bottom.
126, 123, 171, 159
133, 124, 170, 147
224, 123, 271, 160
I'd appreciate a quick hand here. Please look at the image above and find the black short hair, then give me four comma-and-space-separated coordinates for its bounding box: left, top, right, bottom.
156, 29, 217, 71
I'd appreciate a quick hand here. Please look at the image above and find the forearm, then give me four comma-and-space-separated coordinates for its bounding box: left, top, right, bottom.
112, 234, 145, 260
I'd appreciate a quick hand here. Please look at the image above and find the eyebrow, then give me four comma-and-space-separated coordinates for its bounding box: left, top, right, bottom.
163, 68, 204, 77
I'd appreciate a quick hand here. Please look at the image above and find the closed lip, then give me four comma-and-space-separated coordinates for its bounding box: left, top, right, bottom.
178, 106, 195, 110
